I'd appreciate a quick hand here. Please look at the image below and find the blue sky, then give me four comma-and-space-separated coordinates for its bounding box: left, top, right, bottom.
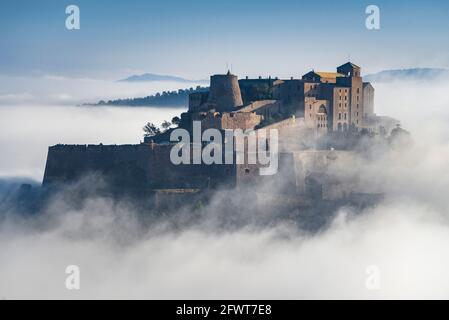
1, 0, 449, 79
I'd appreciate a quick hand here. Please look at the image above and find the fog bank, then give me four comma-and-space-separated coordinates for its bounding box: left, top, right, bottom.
1, 77, 449, 299
0, 105, 182, 180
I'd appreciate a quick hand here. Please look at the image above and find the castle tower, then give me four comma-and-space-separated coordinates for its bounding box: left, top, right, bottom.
336, 62, 363, 130
207, 71, 243, 112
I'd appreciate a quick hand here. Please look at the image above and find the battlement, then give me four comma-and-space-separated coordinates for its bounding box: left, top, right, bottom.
49, 143, 149, 150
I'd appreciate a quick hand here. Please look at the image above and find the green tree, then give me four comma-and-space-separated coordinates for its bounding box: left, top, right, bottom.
161, 120, 172, 132
171, 116, 181, 126
143, 122, 160, 137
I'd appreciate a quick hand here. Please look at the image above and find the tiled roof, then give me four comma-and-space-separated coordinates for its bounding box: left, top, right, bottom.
338, 62, 360, 69
316, 72, 345, 78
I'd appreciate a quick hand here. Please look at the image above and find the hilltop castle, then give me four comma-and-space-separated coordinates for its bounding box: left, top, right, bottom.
43, 62, 396, 210
176, 62, 377, 137
148, 62, 391, 151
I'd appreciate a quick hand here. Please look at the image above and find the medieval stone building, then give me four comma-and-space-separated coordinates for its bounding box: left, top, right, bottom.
272, 62, 376, 133
42, 62, 392, 208
180, 62, 378, 139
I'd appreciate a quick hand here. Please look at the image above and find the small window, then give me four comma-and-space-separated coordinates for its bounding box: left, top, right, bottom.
245, 168, 250, 174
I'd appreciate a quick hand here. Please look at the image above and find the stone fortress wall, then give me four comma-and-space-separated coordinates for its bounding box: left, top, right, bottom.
43, 144, 236, 192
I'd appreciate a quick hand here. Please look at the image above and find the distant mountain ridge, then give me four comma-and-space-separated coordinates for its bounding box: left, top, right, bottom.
364, 68, 449, 82
119, 73, 208, 83
84, 86, 208, 107
87, 67, 449, 108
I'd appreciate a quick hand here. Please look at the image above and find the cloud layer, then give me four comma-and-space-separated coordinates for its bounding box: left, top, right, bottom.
1, 76, 449, 299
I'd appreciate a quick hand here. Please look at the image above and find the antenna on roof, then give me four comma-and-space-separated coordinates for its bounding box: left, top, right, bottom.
348, 53, 351, 62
